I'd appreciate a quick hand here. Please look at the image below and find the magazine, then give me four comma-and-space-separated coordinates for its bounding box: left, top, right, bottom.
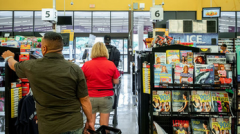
172, 119, 190, 134
218, 64, 232, 84
191, 119, 211, 134
195, 64, 215, 84
153, 121, 168, 134
219, 92, 230, 112
155, 52, 166, 64
172, 90, 190, 113
174, 64, 194, 84
154, 64, 173, 87
0, 116, 4, 132
0, 92, 4, 112
210, 118, 231, 134
194, 53, 206, 64
211, 92, 222, 112
152, 91, 171, 114
211, 92, 230, 112
206, 55, 226, 64
180, 50, 192, 64
191, 91, 211, 112
166, 50, 180, 65
187, 52, 193, 64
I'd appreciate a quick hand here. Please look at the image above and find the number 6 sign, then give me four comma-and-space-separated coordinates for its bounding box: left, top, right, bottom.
42, 8, 58, 23
150, 5, 164, 21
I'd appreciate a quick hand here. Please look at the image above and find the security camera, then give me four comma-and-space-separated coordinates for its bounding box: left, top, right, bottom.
71, 2, 74, 5
162, 2, 164, 5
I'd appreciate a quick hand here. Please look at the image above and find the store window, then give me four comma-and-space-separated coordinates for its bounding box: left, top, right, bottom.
74, 12, 91, 33
237, 12, 240, 32
14, 11, 33, 32
133, 12, 152, 34
93, 12, 110, 33
219, 12, 236, 32
34, 11, 52, 32
111, 12, 129, 33
0, 11, 12, 32
75, 37, 104, 62
57, 11, 73, 31
133, 12, 152, 50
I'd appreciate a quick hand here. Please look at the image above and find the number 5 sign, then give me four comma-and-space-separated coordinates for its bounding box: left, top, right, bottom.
150, 5, 164, 21
42, 8, 58, 23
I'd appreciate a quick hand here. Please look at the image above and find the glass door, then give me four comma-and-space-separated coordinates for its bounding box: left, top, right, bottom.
111, 38, 129, 73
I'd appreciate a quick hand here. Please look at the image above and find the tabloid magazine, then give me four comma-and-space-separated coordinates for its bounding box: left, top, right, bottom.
195, 64, 215, 84
166, 50, 180, 65
211, 92, 230, 112
194, 53, 206, 64
217, 64, 233, 84
191, 119, 211, 134
210, 118, 231, 134
187, 52, 194, 64
154, 64, 173, 87
152, 90, 171, 115
180, 50, 192, 64
191, 91, 211, 112
155, 52, 166, 64
172, 90, 190, 113
172, 119, 191, 134
206, 55, 226, 64
174, 64, 194, 84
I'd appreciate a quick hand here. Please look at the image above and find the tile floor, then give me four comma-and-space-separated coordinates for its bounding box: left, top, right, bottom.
116, 74, 138, 134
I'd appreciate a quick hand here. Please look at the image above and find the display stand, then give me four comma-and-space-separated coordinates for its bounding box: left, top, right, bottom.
0, 46, 20, 134
148, 45, 237, 134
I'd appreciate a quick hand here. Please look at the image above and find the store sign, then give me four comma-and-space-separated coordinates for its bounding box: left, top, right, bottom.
168, 33, 218, 45
42, 8, 57, 23
150, 5, 164, 21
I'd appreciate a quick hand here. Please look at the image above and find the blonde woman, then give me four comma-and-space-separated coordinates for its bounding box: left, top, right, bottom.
82, 42, 120, 128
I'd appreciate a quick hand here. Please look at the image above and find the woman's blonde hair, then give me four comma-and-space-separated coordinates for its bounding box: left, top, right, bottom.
90, 42, 109, 59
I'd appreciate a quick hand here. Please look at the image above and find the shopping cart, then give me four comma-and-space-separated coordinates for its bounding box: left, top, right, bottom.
87, 125, 122, 134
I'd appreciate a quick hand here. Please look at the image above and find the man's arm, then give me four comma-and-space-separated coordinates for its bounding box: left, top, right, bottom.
1, 50, 18, 71
80, 96, 94, 128
8, 57, 18, 71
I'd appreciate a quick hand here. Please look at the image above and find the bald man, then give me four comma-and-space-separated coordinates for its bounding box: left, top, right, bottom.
2, 32, 94, 134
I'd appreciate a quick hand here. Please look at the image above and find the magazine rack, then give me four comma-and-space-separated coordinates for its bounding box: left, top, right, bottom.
148, 45, 237, 134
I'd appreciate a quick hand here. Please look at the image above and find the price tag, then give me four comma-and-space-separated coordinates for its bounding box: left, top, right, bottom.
42, 8, 58, 23
150, 5, 164, 21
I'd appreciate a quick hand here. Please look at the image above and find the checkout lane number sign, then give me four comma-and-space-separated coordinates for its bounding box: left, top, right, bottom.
150, 5, 164, 21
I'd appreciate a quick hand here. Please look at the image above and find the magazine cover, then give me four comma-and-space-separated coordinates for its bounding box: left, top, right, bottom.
0, 92, 4, 112
219, 92, 230, 112
154, 64, 173, 87
206, 55, 226, 64
166, 50, 180, 65
155, 52, 166, 64
153, 121, 168, 134
210, 118, 231, 134
211, 92, 222, 112
187, 52, 193, 64
172, 120, 190, 134
180, 50, 192, 64
194, 53, 206, 64
191, 119, 210, 134
172, 90, 190, 113
174, 64, 194, 84
152, 91, 171, 113
217, 64, 233, 84
213, 64, 220, 84
191, 91, 211, 112
195, 64, 215, 84
0, 116, 4, 132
